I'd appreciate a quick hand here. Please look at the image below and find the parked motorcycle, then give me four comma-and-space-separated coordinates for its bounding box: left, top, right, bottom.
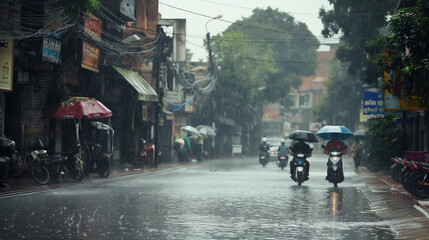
29, 139, 83, 185
0, 137, 24, 187
408, 161, 429, 199
259, 152, 269, 167
277, 154, 288, 170
389, 157, 405, 183
137, 139, 155, 167
322, 145, 345, 187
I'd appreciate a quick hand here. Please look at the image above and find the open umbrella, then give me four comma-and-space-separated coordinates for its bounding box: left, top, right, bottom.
43, 97, 112, 119
196, 125, 216, 136
288, 130, 319, 143
180, 126, 201, 136
316, 125, 353, 140
353, 130, 367, 139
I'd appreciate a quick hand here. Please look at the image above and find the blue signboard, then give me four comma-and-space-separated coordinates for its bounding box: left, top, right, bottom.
363, 88, 384, 115
42, 33, 61, 64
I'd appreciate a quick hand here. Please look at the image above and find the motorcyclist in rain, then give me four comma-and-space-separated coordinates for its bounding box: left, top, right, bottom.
259, 137, 270, 156
289, 140, 312, 181
277, 138, 289, 159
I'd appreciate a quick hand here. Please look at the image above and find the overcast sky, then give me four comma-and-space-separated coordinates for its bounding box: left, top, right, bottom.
159, 0, 337, 62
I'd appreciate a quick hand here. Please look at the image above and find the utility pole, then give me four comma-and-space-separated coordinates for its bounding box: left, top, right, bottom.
153, 24, 162, 168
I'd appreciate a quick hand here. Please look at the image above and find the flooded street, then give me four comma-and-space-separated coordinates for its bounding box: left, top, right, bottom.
0, 155, 427, 239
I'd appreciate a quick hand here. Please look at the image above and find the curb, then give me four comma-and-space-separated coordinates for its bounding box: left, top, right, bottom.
0, 161, 197, 197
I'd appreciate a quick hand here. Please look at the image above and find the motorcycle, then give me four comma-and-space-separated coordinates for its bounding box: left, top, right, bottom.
290, 153, 309, 186
259, 152, 269, 167
408, 161, 429, 199
322, 145, 345, 187
389, 157, 406, 183
277, 153, 288, 170
0, 137, 24, 187
137, 139, 155, 167
29, 139, 84, 185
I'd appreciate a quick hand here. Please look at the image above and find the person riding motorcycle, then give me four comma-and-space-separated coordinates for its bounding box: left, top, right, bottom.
259, 138, 270, 155
289, 140, 312, 181
324, 133, 346, 181
277, 139, 289, 159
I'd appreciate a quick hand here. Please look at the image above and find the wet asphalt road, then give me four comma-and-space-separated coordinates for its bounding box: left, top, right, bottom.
0, 154, 424, 239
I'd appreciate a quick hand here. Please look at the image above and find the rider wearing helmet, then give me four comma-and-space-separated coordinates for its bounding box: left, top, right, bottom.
277, 139, 289, 156
259, 137, 270, 155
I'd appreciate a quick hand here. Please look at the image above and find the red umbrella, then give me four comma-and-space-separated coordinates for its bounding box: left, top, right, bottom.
42, 97, 112, 119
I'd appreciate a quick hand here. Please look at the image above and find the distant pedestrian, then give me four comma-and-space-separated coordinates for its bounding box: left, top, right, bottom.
351, 139, 363, 170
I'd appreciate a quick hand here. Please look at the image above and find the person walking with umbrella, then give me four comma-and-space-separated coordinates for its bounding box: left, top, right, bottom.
351, 138, 363, 170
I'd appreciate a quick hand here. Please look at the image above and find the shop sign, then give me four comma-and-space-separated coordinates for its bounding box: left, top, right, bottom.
84, 14, 102, 42
363, 88, 384, 115
81, 41, 100, 73
42, 33, 61, 64
0, 40, 14, 91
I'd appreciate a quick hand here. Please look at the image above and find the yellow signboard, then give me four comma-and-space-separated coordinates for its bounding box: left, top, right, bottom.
383, 71, 426, 111
0, 40, 14, 91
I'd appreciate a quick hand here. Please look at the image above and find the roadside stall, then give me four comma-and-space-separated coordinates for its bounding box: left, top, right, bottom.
42, 97, 114, 178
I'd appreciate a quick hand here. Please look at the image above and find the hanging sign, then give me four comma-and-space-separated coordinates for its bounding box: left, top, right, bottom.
42, 32, 61, 64
81, 41, 100, 73
0, 40, 14, 91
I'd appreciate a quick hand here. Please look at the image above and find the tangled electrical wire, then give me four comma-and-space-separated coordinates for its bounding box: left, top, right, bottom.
0, 0, 76, 39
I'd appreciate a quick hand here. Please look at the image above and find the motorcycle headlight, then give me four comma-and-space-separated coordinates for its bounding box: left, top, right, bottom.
331, 157, 339, 162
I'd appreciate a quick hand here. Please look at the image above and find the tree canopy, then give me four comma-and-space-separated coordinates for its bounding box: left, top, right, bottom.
380, 0, 429, 106
319, 0, 397, 84
211, 7, 320, 108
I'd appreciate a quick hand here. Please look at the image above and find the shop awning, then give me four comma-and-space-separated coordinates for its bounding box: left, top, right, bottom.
113, 66, 158, 102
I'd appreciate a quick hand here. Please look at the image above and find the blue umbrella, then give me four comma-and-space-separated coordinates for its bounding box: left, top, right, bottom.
316, 125, 353, 140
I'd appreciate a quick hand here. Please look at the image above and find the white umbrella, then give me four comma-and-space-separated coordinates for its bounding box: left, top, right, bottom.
180, 126, 201, 136
198, 127, 216, 136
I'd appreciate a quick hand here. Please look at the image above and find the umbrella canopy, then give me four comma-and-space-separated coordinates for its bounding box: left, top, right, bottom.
198, 128, 216, 136
196, 125, 216, 136
353, 130, 367, 138
288, 130, 319, 143
316, 125, 353, 140
180, 126, 201, 136
42, 97, 112, 119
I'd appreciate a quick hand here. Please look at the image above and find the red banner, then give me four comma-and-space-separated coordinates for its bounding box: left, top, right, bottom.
81, 41, 100, 73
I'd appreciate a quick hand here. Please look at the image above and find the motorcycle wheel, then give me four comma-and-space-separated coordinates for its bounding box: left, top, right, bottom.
409, 173, 429, 199
30, 161, 49, 185
390, 164, 403, 183
97, 159, 110, 178
297, 172, 303, 186
71, 159, 84, 181
332, 172, 338, 187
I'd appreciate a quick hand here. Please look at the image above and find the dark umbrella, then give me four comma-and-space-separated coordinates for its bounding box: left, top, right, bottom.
353, 130, 367, 139
288, 130, 319, 143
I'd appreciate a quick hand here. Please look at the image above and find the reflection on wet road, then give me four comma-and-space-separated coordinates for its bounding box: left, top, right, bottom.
0, 155, 412, 239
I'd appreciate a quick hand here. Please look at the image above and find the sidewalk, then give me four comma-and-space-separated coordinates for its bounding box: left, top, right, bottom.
0, 161, 194, 196
351, 160, 429, 214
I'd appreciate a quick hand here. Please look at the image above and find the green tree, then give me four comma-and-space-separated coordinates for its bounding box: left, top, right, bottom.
63, 0, 99, 20
319, 0, 397, 84
380, 0, 429, 107
313, 60, 362, 128
216, 7, 320, 103
365, 113, 406, 172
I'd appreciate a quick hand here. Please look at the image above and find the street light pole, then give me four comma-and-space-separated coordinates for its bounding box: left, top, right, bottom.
205, 15, 222, 73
